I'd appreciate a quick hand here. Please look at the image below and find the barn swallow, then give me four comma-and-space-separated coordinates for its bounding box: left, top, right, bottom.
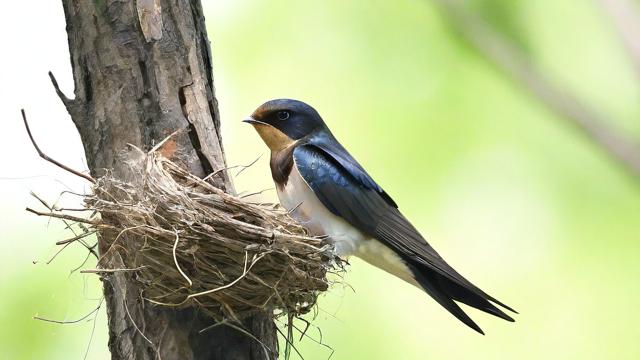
244, 99, 515, 334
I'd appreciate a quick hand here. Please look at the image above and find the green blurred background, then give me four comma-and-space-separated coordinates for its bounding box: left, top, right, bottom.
1, 0, 639, 359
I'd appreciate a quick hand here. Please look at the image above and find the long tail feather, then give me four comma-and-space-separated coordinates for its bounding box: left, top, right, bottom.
408, 262, 515, 334
409, 263, 485, 334
433, 273, 515, 322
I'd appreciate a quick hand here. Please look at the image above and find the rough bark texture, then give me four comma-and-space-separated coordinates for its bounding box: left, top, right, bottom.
57, 0, 277, 358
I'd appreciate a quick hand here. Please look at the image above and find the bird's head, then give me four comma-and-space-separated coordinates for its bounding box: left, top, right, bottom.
244, 99, 326, 151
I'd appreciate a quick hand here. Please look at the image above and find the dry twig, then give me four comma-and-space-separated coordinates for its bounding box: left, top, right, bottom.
432, 0, 640, 179
598, 0, 640, 79
21, 109, 95, 183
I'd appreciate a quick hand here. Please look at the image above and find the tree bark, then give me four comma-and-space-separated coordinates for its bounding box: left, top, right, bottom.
56, 0, 277, 358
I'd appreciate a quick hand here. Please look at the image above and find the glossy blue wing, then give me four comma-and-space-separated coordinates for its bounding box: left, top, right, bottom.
292, 144, 515, 332
306, 132, 397, 208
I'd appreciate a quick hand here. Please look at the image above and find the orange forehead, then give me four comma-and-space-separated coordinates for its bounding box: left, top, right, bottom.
251, 104, 279, 120
251, 99, 296, 120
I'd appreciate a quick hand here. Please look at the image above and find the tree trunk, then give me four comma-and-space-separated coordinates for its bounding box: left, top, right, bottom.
56, 0, 277, 358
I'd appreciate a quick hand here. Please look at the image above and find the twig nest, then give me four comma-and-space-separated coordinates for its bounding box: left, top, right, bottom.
87, 150, 342, 321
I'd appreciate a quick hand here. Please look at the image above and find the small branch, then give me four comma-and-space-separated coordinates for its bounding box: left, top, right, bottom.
172, 230, 193, 286
598, 0, 640, 79
203, 155, 262, 181
48, 71, 74, 109
81, 266, 147, 274
83, 298, 104, 360
239, 187, 275, 199
21, 109, 95, 183
26, 207, 100, 225
46, 241, 72, 265
235, 155, 262, 177
199, 320, 273, 360
276, 325, 305, 360
29, 192, 99, 260
69, 250, 95, 275
57, 230, 97, 245
186, 252, 267, 300
124, 297, 156, 348
30, 191, 53, 209
146, 251, 267, 308
150, 128, 185, 153
34, 303, 101, 325
432, 0, 640, 180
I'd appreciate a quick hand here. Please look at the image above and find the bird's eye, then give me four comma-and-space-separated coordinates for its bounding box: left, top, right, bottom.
277, 111, 290, 120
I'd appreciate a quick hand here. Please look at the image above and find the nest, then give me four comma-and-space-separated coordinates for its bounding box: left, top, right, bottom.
72, 150, 341, 321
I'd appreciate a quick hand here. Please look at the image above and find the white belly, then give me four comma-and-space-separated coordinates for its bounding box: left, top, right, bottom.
277, 165, 418, 286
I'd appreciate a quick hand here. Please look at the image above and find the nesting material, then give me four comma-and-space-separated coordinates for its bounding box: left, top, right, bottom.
86, 150, 341, 321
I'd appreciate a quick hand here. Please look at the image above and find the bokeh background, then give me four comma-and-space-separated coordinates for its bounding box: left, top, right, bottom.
1, 0, 639, 359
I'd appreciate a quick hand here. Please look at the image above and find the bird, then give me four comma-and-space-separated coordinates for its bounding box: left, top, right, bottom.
244, 98, 516, 334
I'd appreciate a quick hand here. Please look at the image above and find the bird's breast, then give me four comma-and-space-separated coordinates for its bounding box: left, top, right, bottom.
276, 165, 364, 255
276, 163, 417, 286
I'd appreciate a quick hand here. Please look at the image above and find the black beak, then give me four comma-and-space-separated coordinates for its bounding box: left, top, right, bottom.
243, 117, 268, 126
